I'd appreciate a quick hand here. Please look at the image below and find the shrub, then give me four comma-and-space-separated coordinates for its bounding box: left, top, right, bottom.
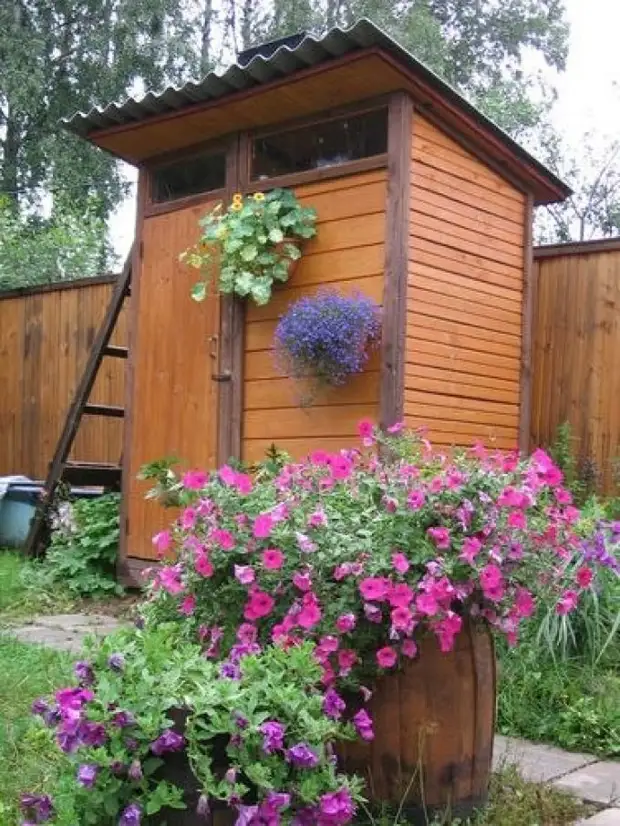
44, 493, 123, 597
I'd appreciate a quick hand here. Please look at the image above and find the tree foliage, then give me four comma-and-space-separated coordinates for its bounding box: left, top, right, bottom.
0, 0, 575, 284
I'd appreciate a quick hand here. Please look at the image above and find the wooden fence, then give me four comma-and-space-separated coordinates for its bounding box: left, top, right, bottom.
531, 238, 620, 493
0, 276, 127, 480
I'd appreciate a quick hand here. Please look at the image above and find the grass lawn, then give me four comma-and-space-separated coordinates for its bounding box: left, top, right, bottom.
0, 636, 73, 824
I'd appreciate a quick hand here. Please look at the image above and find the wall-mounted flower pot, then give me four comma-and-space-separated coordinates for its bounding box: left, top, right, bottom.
337, 620, 496, 825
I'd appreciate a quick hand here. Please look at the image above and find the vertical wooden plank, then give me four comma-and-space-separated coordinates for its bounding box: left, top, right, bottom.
518, 194, 534, 453
119, 171, 147, 581
380, 92, 412, 429
218, 135, 245, 465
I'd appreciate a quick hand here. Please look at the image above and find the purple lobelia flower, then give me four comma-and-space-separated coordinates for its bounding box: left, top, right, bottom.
108, 653, 125, 672
74, 661, 94, 685
274, 289, 381, 388
258, 720, 285, 754
119, 803, 142, 826
20, 794, 53, 823
77, 764, 98, 788
150, 729, 185, 756
322, 688, 346, 720
286, 743, 319, 768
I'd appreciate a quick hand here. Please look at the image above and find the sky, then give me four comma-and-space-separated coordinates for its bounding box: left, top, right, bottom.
108, 0, 620, 259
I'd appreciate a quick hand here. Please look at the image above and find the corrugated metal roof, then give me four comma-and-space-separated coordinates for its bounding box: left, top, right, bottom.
62, 18, 570, 200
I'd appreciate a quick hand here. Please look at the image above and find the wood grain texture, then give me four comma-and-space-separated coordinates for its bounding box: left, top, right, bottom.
125, 201, 220, 560
519, 194, 535, 453
338, 620, 495, 819
0, 281, 127, 479
530, 246, 620, 492
406, 115, 526, 449
241, 168, 387, 464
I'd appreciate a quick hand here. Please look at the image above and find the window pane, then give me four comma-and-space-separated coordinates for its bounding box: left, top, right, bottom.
251, 109, 388, 181
151, 152, 226, 203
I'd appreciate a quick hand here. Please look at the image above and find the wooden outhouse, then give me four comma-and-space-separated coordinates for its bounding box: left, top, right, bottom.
65, 19, 570, 579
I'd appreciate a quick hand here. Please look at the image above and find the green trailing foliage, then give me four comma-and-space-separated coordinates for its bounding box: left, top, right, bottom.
42, 494, 123, 598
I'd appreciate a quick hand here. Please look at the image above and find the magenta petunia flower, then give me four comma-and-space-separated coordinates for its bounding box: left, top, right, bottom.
152, 530, 172, 555
407, 489, 425, 511
576, 566, 593, 588
286, 742, 319, 768
77, 764, 98, 788
234, 565, 255, 585
182, 469, 208, 490
195, 554, 214, 578
259, 720, 286, 753
244, 590, 275, 621
253, 513, 274, 539
323, 688, 346, 720
179, 595, 196, 616
150, 729, 185, 756
359, 577, 389, 601
352, 709, 374, 741
376, 646, 397, 669
262, 549, 284, 570
427, 526, 451, 549
392, 552, 410, 574
335, 613, 356, 633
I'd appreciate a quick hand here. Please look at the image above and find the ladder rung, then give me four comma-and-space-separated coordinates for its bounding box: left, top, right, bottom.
63, 461, 122, 487
83, 404, 125, 418
103, 345, 129, 358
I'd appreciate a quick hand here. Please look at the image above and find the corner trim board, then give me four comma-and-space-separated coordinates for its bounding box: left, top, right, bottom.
519, 194, 535, 454
380, 91, 412, 429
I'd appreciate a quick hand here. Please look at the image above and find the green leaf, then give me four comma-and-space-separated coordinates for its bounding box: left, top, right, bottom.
268, 228, 284, 244
191, 281, 207, 302
240, 244, 258, 262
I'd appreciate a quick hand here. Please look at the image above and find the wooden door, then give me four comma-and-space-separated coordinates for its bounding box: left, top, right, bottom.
126, 201, 221, 560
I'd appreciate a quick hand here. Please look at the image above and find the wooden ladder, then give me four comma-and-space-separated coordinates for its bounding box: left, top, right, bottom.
24, 249, 133, 556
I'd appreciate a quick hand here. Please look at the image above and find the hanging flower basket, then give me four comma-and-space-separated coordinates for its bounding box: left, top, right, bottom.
181, 190, 317, 306
274, 289, 381, 401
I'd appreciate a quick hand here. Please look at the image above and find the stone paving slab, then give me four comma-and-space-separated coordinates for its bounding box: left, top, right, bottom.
10, 613, 124, 654
493, 735, 599, 782
555, 762, 620, 806
575, 809, 620, 825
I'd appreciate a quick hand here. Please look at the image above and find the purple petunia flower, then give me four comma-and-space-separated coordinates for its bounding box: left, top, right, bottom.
322, 688, 346, 720
112, 710, 135, 728
197, 795, 210, 818
353, 709, 374, 742
286, 742, 319, 768
42, 706, 61, 728
128, 759, 143, 782
77, 764, 98, 788
80, 721, 107, 748
235, 804, 258, 826
31, 698, 48, 716
74, 661, 94, 685
119, 803, 142, 826
319, 788, 356, 825
259, 720, 286, 754
20, 794, 53, 823
108, 653, 125, 672
150, 729, 185, 756
220, 661, 242, 680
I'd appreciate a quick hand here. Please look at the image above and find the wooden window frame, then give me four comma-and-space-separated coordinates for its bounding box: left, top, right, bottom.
243, 101, 390, 191
143, 139, 230, 217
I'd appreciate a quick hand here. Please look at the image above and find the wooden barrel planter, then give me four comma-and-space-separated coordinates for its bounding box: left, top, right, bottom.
338, 619, 496, 825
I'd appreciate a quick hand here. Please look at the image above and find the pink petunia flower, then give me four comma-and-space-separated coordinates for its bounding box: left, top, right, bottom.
337, 649, 358, 676
427, 526, 451, 549
401, 639, 418, 658
212, 529, 235, 550
181, 507, 197, 530
296, 532, 317, 553
158, 565, 184, 595
459, 536, 482, 565
244, 590, 275, 621
262, 549, 284, 570
234, 473, 253, 495
234, 565, 255, 585
219, 465, 237, 487
556, 589, 579, 615
297, 594, 322, 629
181, 469, 208, 490
335, 613, 356, 633
388, 582, 414, 607
576, 566, 593, 589
376, 646, 397, 669
330, 455, 353, 481
391, 606, 413, 632
307, 509, 327, 528
292, 571, 312, 591
179, 595, 196, 616
514, 588, 535, 618
358, 419, 375, 445
195, 554, 214, 578
359, 577, 390, 601
507, 510, 527, 530
416, 592, 439, 616
407, 490, 425, 511
152, 530, 172, 556
253, 513, 274, 539
387, 421, 404, 434
392, 552, 410, 574
434, 612, 462, 652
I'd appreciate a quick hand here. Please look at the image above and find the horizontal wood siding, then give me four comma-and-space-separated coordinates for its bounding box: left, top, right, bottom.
242, 169, 387, 462
0, 280, 127, 479
531, 247, 620, 493
406, 116, 526, 450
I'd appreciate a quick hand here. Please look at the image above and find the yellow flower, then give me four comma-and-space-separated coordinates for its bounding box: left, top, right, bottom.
232, 193, 243, 204
253, 192, 266, 201
231, 202, 243, 212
